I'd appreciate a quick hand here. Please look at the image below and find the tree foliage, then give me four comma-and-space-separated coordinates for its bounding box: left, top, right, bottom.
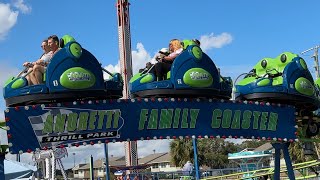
170, 139, 193, 167
238, 140, 266, 150
289, 142, 317, 163
170, 138, 319, 169
170, 139, 239, 168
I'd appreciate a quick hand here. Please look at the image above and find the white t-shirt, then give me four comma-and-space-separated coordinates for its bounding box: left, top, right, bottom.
40, 51, 53, 64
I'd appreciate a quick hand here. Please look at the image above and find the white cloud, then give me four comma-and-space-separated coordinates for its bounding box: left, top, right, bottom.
0, 1, 31, 41
131, 43, 152, 74
103, 63, 120, 80
12, 0, 31, 14
0, 3, 18, 40
104, 43, 153, 79
200, 32, 233, 52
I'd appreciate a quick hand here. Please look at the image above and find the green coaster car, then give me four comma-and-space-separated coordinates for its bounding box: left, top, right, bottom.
3, 35, 123, 107
129, 40, 232, 99
236, 52, 320, 110
235, 52, 320, 137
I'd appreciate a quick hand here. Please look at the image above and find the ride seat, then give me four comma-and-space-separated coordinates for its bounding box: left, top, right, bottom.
272, 52, 298, 86
43, 72, 46, 82
167, 71, 171, 79
254, 58, 274, 78
274, 52, 298, 73
315, 78, 320, 89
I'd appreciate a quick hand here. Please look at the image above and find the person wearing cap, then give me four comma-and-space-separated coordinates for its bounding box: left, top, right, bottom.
154, 39, 183, 81
156, 47, 170, 60
138, 48, 169, 74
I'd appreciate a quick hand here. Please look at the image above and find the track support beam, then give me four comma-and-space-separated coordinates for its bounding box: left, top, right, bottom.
272, 143, 295, 180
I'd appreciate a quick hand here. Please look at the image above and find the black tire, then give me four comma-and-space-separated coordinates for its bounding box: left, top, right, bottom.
306, 122, 319, 137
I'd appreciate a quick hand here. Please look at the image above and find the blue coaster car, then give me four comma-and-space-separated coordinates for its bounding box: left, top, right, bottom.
3, 41, 123, 107
235, 52, 320, 111
129, 44, 232, 99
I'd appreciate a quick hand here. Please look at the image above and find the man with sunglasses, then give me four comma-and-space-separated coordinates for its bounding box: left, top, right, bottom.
23, 39, 52, 85
23, 35, 60, 85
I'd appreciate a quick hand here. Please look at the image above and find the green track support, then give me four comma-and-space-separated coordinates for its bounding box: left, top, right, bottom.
202, 160, 320, 180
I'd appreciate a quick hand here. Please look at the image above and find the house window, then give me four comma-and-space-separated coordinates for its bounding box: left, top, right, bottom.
152, 164, 159, 168
75, 170, 78, 174
159, 163, 164, 168
159, 162, 169, 168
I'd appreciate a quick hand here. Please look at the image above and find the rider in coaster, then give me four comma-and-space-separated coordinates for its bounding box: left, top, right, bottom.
24, 35, 75, 85
139, 48, 169, 73
30, 35, 60, 85
23, 39, 52, 85
154, 39, 183, 81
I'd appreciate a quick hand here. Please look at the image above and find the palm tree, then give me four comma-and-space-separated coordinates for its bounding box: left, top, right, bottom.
170, 139, 193, 167
289, 142, 317, 163
198, 139, 237, 168
289, 142, 305, 163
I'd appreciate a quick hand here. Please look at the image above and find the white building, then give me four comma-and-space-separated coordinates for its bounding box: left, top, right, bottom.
139, 152, 181, 173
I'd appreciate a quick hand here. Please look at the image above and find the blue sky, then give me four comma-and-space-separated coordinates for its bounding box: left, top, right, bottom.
1, 0, 320, 169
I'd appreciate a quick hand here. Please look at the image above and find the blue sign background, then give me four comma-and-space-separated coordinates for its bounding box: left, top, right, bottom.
5, 99, 297, 154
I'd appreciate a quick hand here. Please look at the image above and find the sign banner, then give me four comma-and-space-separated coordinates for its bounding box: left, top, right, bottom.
5, 99, 297, 153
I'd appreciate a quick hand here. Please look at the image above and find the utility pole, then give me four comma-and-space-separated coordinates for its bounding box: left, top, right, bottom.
73, 153, 76, 167
301, 45, 320, 159
90, 155, 94, 180
301, 45, 320, 78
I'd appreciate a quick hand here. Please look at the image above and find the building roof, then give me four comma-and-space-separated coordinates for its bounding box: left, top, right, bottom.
139, 152, 170, 164
253, 143, 273, 152
75, 156, 127, 170
72, 163, 86, 171
79, 159, 104, 170
74, 152, 172, 170
108, 156, 126, 167
109, 156, 125, 162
